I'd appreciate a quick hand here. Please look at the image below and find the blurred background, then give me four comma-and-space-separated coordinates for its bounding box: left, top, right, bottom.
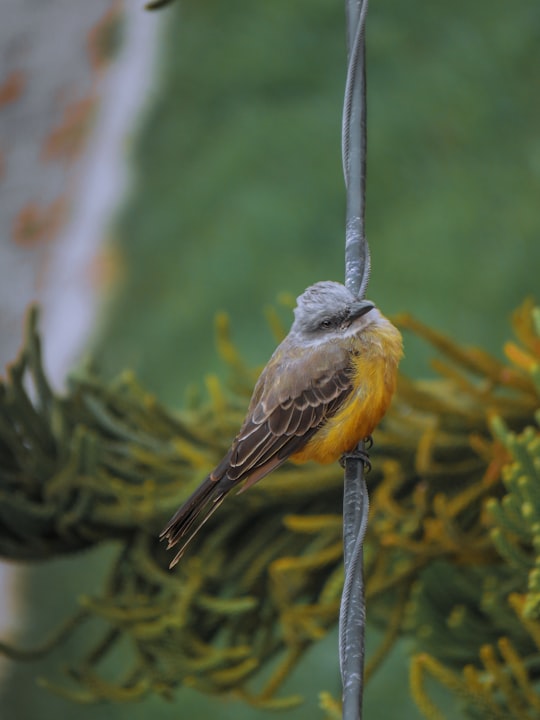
0, 0, 538, 718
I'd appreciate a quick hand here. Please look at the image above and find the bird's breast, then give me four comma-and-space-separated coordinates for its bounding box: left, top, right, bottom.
290, 326, 401, 465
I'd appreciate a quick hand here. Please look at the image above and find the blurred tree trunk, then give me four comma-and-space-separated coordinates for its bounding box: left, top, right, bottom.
0, 2, 162, 716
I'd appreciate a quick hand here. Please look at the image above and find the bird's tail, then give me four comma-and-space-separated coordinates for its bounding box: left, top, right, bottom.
160, 475, 232, 568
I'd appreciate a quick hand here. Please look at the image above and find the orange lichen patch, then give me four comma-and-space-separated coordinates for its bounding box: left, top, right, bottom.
87, 1, 124, 73
0, 70, 26, 108
12, 198, 67, 247
42, 96, 97, 163
86, 244, 124, 290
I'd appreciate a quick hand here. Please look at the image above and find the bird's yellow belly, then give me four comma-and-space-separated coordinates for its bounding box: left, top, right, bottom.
290, 354, 396, 465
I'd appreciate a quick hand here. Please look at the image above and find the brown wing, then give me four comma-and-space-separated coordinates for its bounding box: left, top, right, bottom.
213, 339, 354, 485
161, 339, 354, 566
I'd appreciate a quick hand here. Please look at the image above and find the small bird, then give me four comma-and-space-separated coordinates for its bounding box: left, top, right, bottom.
161, 281, 402, 567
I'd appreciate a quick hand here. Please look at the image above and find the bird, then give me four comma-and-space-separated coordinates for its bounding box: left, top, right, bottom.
161, 280, 403, 567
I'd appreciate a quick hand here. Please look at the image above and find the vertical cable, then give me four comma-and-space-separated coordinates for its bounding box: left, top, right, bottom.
340, 2, 370, 719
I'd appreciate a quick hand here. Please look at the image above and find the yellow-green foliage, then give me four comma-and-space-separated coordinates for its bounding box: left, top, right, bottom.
0, 302, 539, 716
409, 301, 540, 719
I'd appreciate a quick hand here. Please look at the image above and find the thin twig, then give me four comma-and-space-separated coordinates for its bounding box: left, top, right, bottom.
340, 1, 370, 719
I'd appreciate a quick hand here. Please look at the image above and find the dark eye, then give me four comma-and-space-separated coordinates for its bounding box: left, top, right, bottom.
320, 319, 333, 329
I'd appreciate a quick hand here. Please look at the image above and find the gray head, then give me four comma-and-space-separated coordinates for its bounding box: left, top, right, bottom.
291, 281, 374, 337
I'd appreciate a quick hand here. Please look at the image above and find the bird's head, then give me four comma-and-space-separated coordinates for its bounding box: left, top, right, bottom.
291, 281, 375, 340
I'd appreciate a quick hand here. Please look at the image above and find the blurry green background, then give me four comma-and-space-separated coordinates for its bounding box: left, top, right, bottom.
2, 0, 539, 718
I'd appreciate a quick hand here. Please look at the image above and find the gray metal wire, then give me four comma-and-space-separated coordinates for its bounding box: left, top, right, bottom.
339, 1, 370, 719
343, 0, 370, 300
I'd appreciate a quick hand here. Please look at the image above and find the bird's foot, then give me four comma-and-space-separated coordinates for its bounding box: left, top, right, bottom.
339, 439, 372, 473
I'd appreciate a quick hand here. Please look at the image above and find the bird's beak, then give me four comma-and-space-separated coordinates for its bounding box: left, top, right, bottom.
348, 299, 374, 322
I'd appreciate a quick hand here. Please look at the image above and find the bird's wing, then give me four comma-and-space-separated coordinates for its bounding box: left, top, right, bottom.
161, 341, 354, 566
216, 341, 354, 485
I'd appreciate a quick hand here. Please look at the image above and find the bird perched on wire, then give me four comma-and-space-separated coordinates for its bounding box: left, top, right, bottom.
161, 280, 402, 567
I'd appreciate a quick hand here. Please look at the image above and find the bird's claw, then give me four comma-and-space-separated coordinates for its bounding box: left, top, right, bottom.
339, 440, 372, 473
